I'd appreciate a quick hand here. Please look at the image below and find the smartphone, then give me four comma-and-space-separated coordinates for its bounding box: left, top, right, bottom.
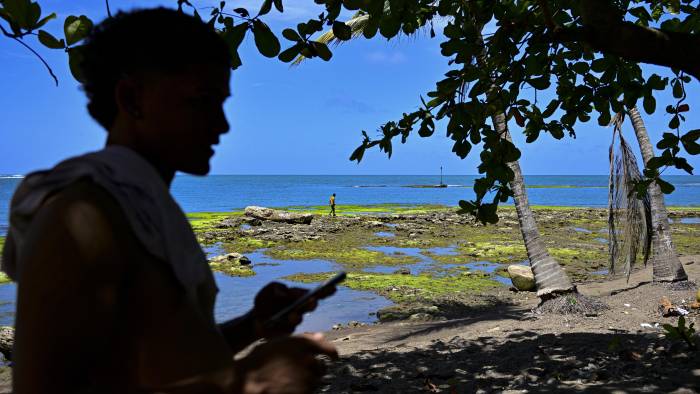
264, 271, 347, 327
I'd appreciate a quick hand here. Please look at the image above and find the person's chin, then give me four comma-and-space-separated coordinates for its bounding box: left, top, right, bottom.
181, 162, 211, 176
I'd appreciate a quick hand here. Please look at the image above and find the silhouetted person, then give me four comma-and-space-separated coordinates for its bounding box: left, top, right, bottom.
1, 8, 336, 394
329, 193, 336, 216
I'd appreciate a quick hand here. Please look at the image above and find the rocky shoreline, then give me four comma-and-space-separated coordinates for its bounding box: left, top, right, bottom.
195, 204, 700, 323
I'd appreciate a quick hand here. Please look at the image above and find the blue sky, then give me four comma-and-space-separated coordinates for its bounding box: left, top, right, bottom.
0, 0, 698, 176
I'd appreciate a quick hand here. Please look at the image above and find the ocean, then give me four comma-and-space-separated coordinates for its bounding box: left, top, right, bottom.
1, 174, 700, 236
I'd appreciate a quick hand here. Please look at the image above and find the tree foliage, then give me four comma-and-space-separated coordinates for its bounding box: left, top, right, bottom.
2, 0, 699, 222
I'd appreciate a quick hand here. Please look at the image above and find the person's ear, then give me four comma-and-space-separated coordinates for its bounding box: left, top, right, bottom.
114, 75, 144, 120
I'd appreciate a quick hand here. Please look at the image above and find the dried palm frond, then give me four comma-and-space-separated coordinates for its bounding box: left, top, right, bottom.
608, 112, 652, 281
292, 1, 441, 65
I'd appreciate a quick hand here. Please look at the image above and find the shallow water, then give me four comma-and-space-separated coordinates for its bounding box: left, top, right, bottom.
573, 227, 593, 233
374, 231, 395, 237
206, 247, 393, 332
669, 217, 700, 224
0, 246, 393, 332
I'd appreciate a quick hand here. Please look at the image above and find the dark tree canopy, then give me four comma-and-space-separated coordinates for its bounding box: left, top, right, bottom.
2, 0, 699, 222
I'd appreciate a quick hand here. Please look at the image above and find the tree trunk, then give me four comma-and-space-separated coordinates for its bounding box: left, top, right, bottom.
472, 22, 575, 297
627, 106, 688, 282
491, 113, 575, 297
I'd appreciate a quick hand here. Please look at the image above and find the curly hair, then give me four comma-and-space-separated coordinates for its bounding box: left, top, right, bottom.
78, 8, 231, 130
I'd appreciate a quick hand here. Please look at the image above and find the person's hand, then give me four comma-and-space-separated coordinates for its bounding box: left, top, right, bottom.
237, 333, 338, 394
251, 282, 336, 338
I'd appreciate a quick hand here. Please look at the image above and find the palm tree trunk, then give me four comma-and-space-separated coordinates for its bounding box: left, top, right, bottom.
471, 21, 574, 296
627, 107, 688, 282
490, 113, 575, 296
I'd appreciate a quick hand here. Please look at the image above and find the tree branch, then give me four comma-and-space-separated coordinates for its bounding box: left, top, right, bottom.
556, 0, 700, 81
105, 0, 112, 18
1, 24, 59, 85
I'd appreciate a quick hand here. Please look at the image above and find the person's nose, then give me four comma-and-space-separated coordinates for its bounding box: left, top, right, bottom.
216, 106, 230, 137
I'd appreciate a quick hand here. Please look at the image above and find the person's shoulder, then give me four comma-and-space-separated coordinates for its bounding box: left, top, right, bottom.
33, 179, 132, 259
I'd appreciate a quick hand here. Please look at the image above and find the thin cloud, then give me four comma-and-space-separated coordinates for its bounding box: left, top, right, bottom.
326, 96, 377, 113
365, 50, 407, 64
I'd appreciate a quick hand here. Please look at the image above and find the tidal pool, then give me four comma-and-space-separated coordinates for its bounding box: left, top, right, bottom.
669, 217, 700, 224
207, 247, 393, 332
0, 245, 394, 332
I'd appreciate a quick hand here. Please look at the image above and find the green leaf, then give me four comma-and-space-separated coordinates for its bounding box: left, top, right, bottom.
528, 76, 550, 90
681, 129, 700, 143
656, 177, 675, 194
222, 23, 248, 69
278, 43, 301, 63
673, 157, 694, 174
35, 12, 56, 29
252, 20, 280, 58
590, 57, 608, 73
363, 18, 379, 39
571, 61, 589, 74
311, 41, 332, 61
282, 28, 301, 42
273, 0, 283, 12
672, 80, 683, 98
332, 21, 352, 41
542, 100, 560, 118
349, 145, 366, 163
258, 0, 273, 16
657, 132, 679, 149
682, 140, 700, 155
2, 0, 31, 29
418, 118, 435, 137
379, 15, 401, 38
38, 29, 64, 49
669, 115, 680, 129
643, 95, 656, 114
67, 45, 85, 82
64, 15, 93, 46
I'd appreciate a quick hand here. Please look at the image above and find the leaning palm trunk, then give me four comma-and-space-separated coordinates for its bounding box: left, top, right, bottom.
475, 30, 574, 297
491, 113, 575, 296
608, 113, 652, 280
627, 106, 688, 282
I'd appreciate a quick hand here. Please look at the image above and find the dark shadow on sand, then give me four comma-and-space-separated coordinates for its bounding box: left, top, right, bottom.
322, 331, 698, 393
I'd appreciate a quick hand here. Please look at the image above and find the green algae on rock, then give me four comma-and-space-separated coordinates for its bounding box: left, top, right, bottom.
266, 240, 421, 269
284, 271, 501, 303
0, 237, 8, 284
209, 253, 255, 277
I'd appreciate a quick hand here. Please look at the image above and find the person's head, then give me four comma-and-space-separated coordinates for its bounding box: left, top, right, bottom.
79, 8, 232, 176
332, 193, 336, 197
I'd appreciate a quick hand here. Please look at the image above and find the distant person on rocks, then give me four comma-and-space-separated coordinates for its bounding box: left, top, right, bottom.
329, 193, 336, 217
1, 8, 336, 394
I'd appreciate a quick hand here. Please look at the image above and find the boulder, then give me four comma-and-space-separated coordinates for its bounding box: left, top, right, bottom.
244, 206, 313, 225
393, 268, 411, 275
507, 265, 536, 291
209, 253, 254, 277
0, 326, 13, 361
